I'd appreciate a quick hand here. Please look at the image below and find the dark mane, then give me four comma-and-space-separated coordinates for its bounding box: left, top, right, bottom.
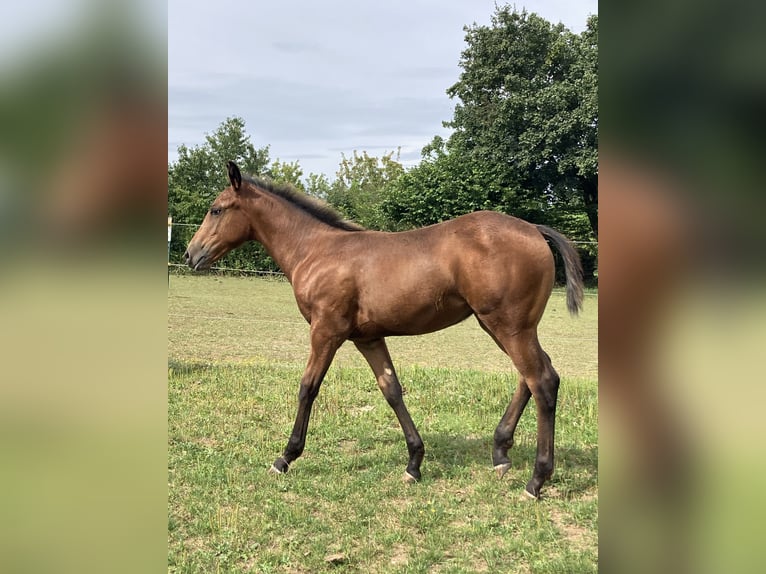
243, 175, 365, 232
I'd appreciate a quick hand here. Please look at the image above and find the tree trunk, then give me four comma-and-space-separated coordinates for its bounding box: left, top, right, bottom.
581, 175, 598, 239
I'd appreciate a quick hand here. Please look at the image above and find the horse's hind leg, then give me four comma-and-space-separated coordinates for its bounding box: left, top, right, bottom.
492, 378, 532, 478
476, 318, 533, 478
354, 338, 425, 483
478, 316, 560, 498
523, 350, 560, 499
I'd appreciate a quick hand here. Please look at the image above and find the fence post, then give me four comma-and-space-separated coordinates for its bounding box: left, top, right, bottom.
168, 216, 172, 285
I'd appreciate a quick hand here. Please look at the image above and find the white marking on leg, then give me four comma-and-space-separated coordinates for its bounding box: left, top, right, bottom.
384, 367, 393, 376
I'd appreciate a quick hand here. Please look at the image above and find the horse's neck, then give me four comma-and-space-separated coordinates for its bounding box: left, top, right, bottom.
246, 194, 329, 281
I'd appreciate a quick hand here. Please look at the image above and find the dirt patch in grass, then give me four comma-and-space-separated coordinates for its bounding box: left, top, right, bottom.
549, 507, 596, 552
193, 436, 218, 448
429, 557, 489, 573
338, 439, 359, 453
580, 487, 598, 502
349, 404, 375, 417
181, 535, 208, 552
389, 544, 410, 567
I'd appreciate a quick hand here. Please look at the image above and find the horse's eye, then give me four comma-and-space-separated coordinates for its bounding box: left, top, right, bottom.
210, 207, 222, 216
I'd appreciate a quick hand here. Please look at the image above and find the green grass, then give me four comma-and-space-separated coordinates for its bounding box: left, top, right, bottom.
168, 275, 597, 379
168, 275, 598, 573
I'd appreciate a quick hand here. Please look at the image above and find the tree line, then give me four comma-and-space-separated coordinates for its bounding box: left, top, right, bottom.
169, 7, 598, 283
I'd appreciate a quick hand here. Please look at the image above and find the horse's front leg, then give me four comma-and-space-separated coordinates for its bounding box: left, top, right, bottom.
270, 326, 342, 474
354, 338, 425, 483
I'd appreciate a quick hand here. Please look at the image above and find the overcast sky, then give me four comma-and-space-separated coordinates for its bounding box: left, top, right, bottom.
169, 0, 597, 179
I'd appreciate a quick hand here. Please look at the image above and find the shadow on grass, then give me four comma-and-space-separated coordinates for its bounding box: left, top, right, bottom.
168, 359, 216, 375
420, 436, 597, 497
293, 431, 597, 497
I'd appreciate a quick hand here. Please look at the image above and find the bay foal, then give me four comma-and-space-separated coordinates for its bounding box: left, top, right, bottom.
184, 162, 583, 498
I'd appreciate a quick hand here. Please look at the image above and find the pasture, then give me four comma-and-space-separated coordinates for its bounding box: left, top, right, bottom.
168, 275, 598, 573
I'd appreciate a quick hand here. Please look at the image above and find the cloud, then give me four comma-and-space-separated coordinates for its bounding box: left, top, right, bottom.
169, 72, 454, 168
168, 1, 597, 177
272, 41, 322, 55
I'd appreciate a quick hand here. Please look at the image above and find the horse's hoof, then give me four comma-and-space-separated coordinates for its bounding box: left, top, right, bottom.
269, 458, 289, 475
402, 471, 419, 484
524, 485, 540, 500
494, 463, 512, 479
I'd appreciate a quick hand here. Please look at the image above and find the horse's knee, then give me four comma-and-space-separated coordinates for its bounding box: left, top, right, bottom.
543, 366, 560, 391
550, 368, 560, 388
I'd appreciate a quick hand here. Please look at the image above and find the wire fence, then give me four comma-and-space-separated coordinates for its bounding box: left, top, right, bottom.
168, 262, 286, 277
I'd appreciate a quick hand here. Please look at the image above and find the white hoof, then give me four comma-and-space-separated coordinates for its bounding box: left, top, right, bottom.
523, 488, 539, 500
494, 463, 512, 479
402, 471, 419, 484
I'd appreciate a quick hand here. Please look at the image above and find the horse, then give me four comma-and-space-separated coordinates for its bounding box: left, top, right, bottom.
184, 161, 584, 498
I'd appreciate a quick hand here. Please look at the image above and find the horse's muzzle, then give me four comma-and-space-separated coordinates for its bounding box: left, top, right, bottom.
183, 247, 209, 271
183, 249, 195, 268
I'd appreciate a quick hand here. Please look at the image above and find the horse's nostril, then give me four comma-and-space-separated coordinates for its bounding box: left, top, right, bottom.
183, 250, 190, 262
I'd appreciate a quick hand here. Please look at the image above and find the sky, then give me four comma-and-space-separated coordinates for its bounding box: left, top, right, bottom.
170, 0, 597, 179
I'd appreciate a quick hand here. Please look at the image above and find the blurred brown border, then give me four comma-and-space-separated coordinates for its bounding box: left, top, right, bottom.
0, 3, 168, 573
600, 1, 766, 572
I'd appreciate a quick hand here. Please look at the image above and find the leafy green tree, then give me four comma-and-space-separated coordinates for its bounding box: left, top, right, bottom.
167, 117, 272, 270
383, 136, 505, 229
305, 172, 332, 199
168, 116, 270, 223
266, 159, 305, 191
447, 8, 598, 236
326, 150, 404, 230
384, 7, 597, 281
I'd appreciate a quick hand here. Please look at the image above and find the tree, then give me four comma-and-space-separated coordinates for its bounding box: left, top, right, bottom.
305, 172, 332, 199
266, 159, 305, 191
447, 8, 598, 236
326, 150, 405, 230
382, 136, 505, 228
384, 7, 597, 281
168, 116, 270, 223
167, 117, 273, 270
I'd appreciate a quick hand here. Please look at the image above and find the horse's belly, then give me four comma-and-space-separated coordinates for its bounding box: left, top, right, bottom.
355, 291, 472, 337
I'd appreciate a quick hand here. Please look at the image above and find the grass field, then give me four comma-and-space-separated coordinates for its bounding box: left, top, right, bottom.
168, 275, 598, 573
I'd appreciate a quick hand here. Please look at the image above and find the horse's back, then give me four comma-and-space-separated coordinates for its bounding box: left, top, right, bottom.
430, 211, 554, 276
345, 210, 554, 299
337, 211, 555, 335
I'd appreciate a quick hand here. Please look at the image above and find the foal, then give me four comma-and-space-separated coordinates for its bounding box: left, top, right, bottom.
184, 161, 584, 498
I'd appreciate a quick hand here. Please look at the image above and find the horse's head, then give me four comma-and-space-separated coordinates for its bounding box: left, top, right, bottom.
184, 161, 253, 271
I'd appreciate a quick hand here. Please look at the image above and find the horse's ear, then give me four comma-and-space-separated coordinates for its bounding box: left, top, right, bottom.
227, 161, 242, 191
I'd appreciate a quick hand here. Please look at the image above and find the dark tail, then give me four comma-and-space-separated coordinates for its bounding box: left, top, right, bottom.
536, 225, 585, 316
